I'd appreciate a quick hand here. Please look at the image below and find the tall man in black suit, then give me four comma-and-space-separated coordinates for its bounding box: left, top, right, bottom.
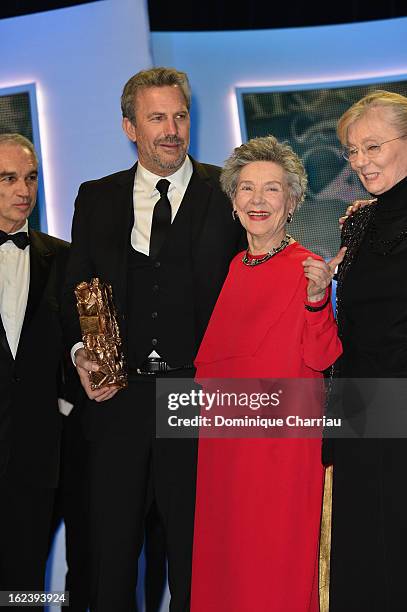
0, 134, 70, 591
62, 67, 245, 611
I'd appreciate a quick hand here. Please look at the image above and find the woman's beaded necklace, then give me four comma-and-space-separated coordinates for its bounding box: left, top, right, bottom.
242, 234, 292, 267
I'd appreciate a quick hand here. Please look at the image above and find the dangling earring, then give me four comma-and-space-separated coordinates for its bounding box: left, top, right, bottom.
232, 209, 239, 222
287, 211, 293, 224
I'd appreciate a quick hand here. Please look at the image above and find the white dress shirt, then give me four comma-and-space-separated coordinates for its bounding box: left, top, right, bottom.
0, 220, 30, 358
131, 156, 193, 255
71, 156, 193, 364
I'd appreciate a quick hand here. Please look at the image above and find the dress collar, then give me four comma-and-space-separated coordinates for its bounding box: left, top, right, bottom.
374, 175, 407, 214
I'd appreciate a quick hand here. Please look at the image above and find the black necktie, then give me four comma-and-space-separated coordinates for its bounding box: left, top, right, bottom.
0, 230, 30, 250
149, 179, 171, 259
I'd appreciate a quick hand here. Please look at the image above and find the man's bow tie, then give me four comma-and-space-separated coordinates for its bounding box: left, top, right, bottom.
0, 230, 30, 250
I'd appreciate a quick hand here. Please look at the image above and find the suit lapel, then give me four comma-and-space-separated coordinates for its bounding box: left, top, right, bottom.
0, 315, 13, 361
184, 158, 214, 246
19, 230, 54, 339
108, 164, 136, 309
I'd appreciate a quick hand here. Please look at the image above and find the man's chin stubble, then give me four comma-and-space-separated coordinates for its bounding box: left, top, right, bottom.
155, 153, 187, 171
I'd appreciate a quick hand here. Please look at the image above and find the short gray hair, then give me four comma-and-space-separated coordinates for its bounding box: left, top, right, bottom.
0, 133, 38, 164
121, 67, 192, 125
220, 135, 308, 209
337, 90, 407, 145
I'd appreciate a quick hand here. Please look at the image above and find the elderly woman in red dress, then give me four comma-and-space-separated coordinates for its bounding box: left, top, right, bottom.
190, 135, 344, 611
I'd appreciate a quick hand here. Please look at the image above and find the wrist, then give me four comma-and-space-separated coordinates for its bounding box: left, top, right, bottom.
307, 291, 326, 303
304, 290, 330, 312
71, 342, 84, 366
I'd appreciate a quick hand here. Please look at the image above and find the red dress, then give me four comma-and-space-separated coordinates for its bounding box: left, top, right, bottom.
191, 243, 342, 612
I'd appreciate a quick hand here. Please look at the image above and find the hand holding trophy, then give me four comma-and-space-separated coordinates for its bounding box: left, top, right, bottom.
75, 278, 127, 390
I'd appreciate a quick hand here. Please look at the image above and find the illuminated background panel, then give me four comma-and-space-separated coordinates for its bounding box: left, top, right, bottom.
237, 76, 407, 258
152, 18, 407, 262
0, 83, 45, 231
152, 18, 407, 170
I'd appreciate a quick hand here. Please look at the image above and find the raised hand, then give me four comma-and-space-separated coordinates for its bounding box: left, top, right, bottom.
302, 247, 347, 302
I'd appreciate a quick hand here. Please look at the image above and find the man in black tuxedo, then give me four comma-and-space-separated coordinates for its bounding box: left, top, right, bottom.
62, 67, 245, 611
0, 134, 70, 592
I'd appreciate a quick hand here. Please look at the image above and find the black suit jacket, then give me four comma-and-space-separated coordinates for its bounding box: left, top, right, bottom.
62, 158, 246, 361
0, 230, 70, 487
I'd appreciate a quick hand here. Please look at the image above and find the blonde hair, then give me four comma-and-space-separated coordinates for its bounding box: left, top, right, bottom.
337, 90, 407, 145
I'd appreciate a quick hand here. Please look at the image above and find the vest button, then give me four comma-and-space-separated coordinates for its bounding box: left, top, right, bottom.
153, 284, 159, 292
154, 261, 161, 268
151, 338, 158, 346
151, 311, 158, 319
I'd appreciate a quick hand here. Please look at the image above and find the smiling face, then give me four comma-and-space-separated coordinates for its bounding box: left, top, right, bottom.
122, 85, 190, 176
233, 160, 293, 254
0, 143, 38, 233
347, 106, 407, 195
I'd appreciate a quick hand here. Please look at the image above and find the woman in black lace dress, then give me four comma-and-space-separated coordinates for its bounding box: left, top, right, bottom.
327, 90, 407, 611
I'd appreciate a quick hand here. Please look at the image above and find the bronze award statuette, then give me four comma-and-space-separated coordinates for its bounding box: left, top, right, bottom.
75, 278, 127, 390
